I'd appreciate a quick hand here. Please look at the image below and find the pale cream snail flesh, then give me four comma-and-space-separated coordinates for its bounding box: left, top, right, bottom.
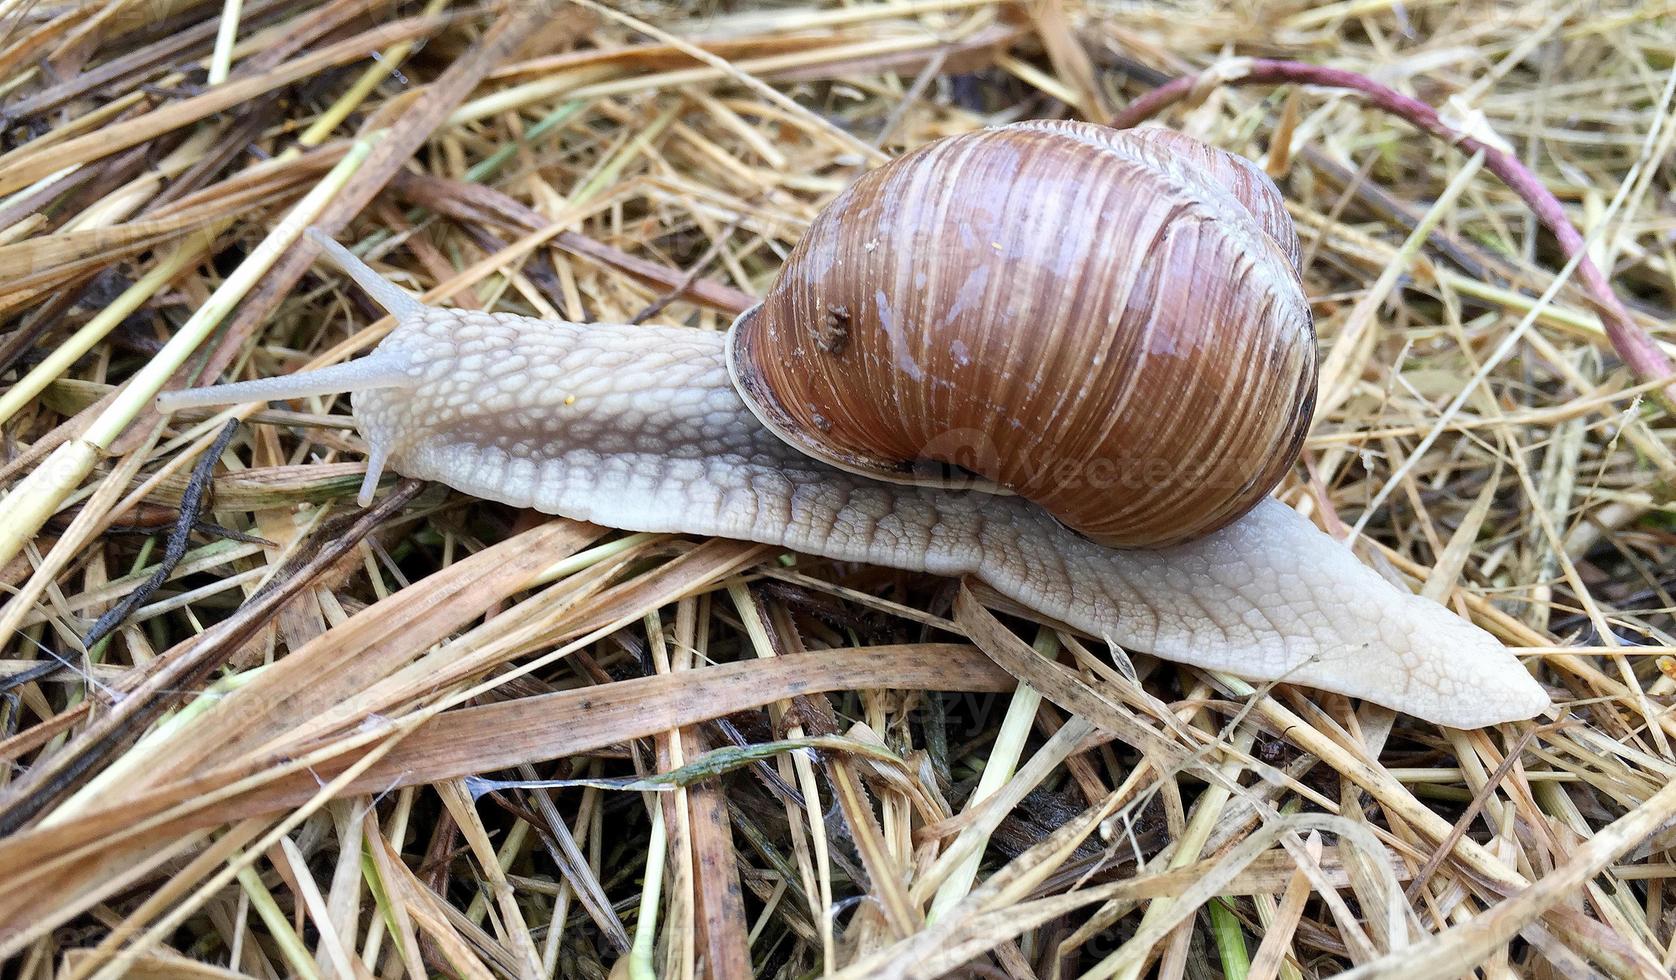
156, 121, 1549, 728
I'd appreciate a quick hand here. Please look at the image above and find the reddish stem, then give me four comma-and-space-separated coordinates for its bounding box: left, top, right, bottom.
1113, 58, 1672, 387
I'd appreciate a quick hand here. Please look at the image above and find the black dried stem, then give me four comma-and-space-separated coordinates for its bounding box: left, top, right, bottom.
82, 419, 242, 650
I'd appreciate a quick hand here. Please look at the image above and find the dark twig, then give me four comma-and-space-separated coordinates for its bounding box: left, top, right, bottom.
82, 419, 241, 650
1094, 50, 1522, 293
1110, 57, 1675, 391
0, 281, 99, 379
629, 214, 750, 325
872, 50, 947, 150
106, 518, 270, 546
710, 715, 805, 809
0, 660, 63, 695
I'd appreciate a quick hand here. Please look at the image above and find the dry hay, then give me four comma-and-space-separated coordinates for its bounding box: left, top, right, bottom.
0, 1, 1674, 977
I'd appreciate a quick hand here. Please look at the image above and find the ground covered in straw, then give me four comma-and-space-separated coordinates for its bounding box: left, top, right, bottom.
1, 1, 1674, 977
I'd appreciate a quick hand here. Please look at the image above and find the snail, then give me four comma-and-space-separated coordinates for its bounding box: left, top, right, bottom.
157, 121, 1548, 728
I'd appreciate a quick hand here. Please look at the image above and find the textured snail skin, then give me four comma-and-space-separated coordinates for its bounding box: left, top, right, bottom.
160, 294, 1549, 729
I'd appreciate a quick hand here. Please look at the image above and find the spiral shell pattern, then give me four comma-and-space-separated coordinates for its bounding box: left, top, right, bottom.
729, 121, 1316, 547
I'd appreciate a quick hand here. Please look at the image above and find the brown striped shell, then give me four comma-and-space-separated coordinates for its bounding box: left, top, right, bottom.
726, 121, 1316, 548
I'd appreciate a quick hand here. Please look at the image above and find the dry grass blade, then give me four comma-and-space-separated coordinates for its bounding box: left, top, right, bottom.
0, 16, 452, 197
2, 2, 1674, 977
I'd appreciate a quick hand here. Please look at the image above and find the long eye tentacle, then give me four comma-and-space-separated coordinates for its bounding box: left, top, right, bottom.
157, 228, 426, 414
303, 228, 427, 320
155, 230, 426, 503
154, 352, 414, 413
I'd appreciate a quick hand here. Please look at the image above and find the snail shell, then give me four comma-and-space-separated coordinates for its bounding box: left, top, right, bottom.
727, 121, 1317, 547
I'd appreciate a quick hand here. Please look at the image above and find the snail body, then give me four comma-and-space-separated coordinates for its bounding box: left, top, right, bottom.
157, 123, 1548, 728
